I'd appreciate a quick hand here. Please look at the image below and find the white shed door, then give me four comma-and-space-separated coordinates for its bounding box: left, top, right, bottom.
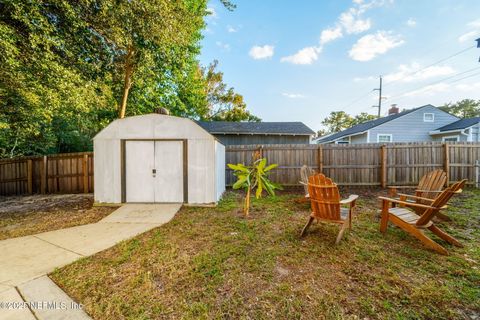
125, 140, 184, 203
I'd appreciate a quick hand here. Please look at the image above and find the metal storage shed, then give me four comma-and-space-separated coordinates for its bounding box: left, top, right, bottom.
93, 114, 225, 205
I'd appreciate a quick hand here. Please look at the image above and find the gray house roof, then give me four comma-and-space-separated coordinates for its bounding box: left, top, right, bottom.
316, 105, 431, 143
435, 117, 480, 132
196, 121, 315, 136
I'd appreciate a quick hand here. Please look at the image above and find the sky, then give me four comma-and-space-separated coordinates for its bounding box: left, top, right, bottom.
200, 0, 480, 132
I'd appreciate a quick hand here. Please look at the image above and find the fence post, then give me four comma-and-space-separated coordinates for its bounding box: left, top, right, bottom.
443, 143, 450, 186
380, 145, 387, 188
27, 159, 33, 194
83, 154, 89, 193
41, 155, 47, 194
317, 144, 323, 173
475, 160, 479, 189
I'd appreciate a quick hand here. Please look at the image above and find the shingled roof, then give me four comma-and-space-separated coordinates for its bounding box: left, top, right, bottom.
316, 106, 428, 143
435, 117, 480, 132
196, 121, 315, 135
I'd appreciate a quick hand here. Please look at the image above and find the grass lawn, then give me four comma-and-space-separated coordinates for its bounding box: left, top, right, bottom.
0, 194, 117, 240
51, 188, 480, 319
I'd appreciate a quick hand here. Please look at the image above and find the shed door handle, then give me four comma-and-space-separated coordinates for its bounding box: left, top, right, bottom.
152, 169, 156, 177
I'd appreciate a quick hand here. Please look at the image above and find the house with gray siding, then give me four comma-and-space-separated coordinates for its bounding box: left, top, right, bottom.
429, 117, 480, 142
317, 104, 461, 144
197, 121, 315, 146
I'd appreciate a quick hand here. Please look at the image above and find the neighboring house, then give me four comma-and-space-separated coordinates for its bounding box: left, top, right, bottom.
316, 104, 461, 144
197, 121, 315, 145
429, 117, 480, 142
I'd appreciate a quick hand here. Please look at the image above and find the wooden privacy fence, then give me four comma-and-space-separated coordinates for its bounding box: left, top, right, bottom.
0, 152, 93, 196
1, 142, 480, 196
225, 142, 480, 187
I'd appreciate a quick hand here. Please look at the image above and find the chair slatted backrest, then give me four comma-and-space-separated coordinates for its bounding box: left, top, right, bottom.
416, 179, 467, 226
417, 169, 447, 200
308, 174, 341, 221
300, 165, 316, 195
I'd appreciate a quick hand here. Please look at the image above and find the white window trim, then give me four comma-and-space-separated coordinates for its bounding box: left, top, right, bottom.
442, 135, 460, 142
423, 113, 435, 122
377, 134, 392, 143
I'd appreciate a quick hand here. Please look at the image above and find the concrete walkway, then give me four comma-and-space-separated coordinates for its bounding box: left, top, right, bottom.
0, 203, 180, 320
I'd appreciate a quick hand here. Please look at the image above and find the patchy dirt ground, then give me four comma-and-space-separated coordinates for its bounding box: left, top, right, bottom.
0, 194, 118, 240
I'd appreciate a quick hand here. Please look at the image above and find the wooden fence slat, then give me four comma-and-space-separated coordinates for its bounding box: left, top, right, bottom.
83, 154, 89, 193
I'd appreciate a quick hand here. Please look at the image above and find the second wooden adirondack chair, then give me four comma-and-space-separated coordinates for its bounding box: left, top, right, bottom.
379, 179, 467, 255
388, 169, 447, 197
300, 173, 358, 244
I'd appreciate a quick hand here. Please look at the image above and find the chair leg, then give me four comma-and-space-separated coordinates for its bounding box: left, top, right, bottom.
390, 216, 449, 255
335, 222, 349, 245
380, 201, 389, 233
300, 217, 314, 237
428, 225, 463, 247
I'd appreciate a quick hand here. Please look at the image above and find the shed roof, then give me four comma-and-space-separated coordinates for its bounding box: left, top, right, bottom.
196, 121, 315, 136
435, 117, 480, 132
316, 105, 433, 143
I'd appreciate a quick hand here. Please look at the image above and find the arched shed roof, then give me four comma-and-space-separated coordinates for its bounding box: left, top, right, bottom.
94, 114, 215, 141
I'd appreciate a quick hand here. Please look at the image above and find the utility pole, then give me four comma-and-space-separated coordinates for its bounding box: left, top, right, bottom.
373, 76, 383, 118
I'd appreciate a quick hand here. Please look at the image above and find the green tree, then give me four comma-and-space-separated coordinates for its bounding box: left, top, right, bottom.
439, 99, 480, 118
202, 60, 260, 122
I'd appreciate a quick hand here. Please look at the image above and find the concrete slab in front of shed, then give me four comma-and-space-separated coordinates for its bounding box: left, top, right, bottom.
99, 203, 180, 224
18, 276, 91, 320
0, 236, 82, 287
0, 287, 37, 320
35, 222, 163, 256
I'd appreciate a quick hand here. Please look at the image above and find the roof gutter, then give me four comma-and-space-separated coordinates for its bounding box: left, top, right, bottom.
429, 128, 469, 136
317, 130, 367, 144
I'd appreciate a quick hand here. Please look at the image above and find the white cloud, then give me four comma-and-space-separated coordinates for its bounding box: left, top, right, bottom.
403, 83, 450, 97
320, 26, 343, 45
206, 7, 217, 18
216, 41, 230, 51
455, 82, 480, 92
458, 30, 478, 43
281, 46, 321, 65
349, 31, 404, 61
406, 18, 416, 27
282, 93, 306, 99
227, 25, 239, 33
339, 8, 371, 34
458, 19, 480, 42
249, 45, 274, 60
384, 63, 455, 82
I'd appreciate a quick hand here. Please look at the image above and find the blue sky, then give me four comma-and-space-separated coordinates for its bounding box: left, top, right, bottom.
200, 0, 480, 131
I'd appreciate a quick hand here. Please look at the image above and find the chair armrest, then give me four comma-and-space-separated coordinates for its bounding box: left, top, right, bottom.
299, 181, 307, 186
340, 194, 359, 206
378, 196, 437, 210
397, 193, 435, 202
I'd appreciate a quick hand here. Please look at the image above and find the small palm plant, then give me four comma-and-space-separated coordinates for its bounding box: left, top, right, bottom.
228, 154, 282, 217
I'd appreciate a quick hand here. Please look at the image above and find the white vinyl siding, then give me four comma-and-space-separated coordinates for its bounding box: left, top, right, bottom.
423, 113, 435, 122
377, 134, 392, 143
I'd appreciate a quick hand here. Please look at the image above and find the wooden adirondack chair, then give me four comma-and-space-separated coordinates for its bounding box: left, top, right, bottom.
398, 179, 467, 220
379, 180, 466, 255
388, 169, 447, 198
299, 165, 316, 199
300, 173, 358, 244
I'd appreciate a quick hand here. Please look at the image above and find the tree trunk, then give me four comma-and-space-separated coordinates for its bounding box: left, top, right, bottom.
118, 46, 135, 119
244, 187, 251, 217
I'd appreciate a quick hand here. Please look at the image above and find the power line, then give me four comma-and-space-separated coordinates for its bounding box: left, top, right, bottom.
386, 66, 480, 101
383, 45, 475, 87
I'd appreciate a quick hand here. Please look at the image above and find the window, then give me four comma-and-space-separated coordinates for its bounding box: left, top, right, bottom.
377, 134, 392, 143
336, 141, 349, 145
423, 113, 435, 122
442, 135, 459, 142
